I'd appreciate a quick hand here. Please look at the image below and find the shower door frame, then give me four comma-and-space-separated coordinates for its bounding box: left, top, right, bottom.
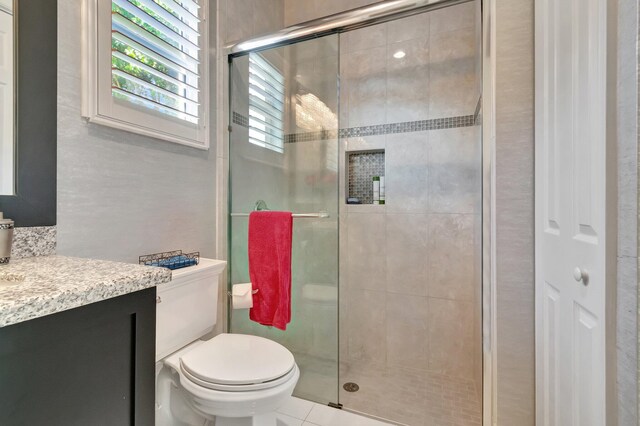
225, 36, 342, 405
217, 1, 497, 424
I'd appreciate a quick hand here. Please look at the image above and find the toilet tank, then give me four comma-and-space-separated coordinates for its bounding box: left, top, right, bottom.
156, 258, 227, 361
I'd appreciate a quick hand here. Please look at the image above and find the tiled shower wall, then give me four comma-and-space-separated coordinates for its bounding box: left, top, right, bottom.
280, 4, 481, 388
335, 3, 482, 389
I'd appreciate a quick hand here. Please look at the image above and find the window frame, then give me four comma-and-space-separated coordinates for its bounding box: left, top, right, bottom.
82, 0, 209, 150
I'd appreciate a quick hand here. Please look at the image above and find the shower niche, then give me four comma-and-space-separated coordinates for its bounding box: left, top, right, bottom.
346, 150, 385, 205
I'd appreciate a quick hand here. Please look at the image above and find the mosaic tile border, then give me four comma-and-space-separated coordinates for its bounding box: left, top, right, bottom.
285, 130, 338, 143
232, 112, 477, 142
339, 115, 476, 139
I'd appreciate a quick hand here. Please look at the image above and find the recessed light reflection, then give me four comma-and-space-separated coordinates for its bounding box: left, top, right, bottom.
393, 50, 406, 59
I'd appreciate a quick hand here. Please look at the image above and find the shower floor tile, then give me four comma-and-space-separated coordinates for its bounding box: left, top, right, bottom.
339, 362, 482, 426
286, 353, 481, 425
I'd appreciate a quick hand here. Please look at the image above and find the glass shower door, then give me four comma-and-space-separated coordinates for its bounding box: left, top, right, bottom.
228, 35, 340, 405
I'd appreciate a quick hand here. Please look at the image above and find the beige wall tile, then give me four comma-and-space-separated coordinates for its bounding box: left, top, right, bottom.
427, 214, 476, 301
428, 26, 478, 118
387, 12, 430, 43
385, 132, 429, 213
283, 1, 314, 27
429, 1, 476, 36
386, 293, 429, 368
427, 126, 481, 214
224, 0, 284, 44
346, 288, 387, 365
343, 24, 388, 53
345, 135, 386, 152
254, 0, 285, 36
284, 0, 379, 26
224, 0, 254, 44
427, 297, 475, 379
386, 37, 431, 123
343, 47, 388, 127
346, 213, 386, 291
386, 213, 428, 296
494, 0, 535, 423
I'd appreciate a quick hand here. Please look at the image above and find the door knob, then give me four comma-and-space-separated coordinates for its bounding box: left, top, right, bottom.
573, 267, 589, 285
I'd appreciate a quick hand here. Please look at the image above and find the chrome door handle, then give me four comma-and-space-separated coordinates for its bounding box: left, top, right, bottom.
573, 267, 589, 285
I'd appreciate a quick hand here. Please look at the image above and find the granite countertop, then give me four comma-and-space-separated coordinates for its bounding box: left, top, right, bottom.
0, 255, 172, 328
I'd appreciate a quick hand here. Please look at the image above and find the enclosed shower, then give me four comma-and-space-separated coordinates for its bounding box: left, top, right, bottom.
228, 1, 482, 424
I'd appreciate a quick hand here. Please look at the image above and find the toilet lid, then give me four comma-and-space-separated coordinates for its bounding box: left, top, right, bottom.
180, 334, 295, 385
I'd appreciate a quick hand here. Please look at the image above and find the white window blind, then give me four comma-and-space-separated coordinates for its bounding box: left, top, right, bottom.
83, 0, 209, 149
111, 0, 201, 124
248, 53, 284, 153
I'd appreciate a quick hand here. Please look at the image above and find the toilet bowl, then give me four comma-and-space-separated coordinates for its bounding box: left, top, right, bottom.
163, 334, 299, 426
154, 259, 298, 426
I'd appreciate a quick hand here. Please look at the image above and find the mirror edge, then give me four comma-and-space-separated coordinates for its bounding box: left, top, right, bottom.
0, 0, 57, 227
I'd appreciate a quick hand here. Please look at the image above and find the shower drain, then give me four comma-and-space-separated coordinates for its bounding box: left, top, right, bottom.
343, 382, 360, 392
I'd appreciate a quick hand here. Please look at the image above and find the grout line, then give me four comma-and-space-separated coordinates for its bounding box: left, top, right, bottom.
305, 402, 321, 420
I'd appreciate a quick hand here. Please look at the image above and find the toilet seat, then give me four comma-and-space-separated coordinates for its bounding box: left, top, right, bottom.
180, 362, 298, 392
179, 334, 296, 392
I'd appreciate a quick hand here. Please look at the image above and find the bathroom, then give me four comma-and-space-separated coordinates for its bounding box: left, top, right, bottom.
0, 0, 636, 425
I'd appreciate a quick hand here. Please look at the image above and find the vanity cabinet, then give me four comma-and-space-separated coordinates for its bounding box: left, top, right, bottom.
0, 287, 156, 426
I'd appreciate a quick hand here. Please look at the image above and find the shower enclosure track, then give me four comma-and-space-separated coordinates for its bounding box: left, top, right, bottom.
226, 0, 473, 57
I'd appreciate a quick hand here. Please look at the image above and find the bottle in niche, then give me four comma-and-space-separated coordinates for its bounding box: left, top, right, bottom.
0, 212, 14, 265
372, 176, 380, 205
379, 176, 385, 205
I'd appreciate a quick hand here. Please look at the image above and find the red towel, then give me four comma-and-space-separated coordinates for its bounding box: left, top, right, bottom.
248, 211, 293, 330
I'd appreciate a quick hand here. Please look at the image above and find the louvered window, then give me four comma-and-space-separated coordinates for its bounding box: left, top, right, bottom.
83, 0, 209, 149
248, 53, 284, 153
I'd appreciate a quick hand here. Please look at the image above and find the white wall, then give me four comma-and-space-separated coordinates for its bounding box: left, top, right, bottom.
56, 0, 218, 263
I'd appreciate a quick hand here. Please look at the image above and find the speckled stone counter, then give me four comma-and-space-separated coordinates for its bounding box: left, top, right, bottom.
0, 255, 172, 328
12, 226, 56, 259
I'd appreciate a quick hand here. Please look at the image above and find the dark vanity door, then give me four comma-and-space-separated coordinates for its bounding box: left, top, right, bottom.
0, 288, 156, 426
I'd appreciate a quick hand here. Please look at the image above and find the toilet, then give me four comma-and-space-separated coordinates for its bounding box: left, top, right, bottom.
155, 258, 299, 426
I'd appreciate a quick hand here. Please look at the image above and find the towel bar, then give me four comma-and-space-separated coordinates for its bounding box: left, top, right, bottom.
230, 211, 330, 218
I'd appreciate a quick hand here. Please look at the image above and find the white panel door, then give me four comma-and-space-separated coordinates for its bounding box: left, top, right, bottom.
535, 0, 609, 425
